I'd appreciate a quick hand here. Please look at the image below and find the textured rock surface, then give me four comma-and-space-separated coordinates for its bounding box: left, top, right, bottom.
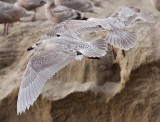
0, 0, 160, 122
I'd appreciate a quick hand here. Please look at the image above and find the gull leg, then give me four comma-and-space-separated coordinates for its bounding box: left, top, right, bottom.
5, 23, 9, 35
1, 23, 7, 36
112, 46, 117, 59
122, 50, 125, 58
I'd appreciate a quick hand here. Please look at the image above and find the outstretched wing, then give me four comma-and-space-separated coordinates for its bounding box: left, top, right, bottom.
111, 5, 155, 26
17, 45, 76, 115
40, 20, 104, 41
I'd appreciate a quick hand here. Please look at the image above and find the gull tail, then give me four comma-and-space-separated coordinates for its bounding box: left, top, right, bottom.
106, 29, 137, 50
137, 11, 155, 23
92, 6, 103, 13
79, 38, 108, 58
25, 11, 35, 17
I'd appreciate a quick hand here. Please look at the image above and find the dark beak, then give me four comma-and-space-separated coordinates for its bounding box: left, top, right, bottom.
27, 47, 34, 51
40, 1, 46, 5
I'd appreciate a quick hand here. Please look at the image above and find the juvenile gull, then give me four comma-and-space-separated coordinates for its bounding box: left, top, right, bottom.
0, 1, 35, 35
45, 0, 87, 24
151, 0, 160, 11
17, 33, 107, 114
14, 0, 46, 21
55, 0, 101, 13
88, 6, 155, 59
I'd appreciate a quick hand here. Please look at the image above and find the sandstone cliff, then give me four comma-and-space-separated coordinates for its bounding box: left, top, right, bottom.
0, 0, 160, 122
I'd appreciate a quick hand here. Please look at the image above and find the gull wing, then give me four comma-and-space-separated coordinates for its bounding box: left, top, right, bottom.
17, 44, 76, 115
111, 5, 155, 26
40, 20, 104, 41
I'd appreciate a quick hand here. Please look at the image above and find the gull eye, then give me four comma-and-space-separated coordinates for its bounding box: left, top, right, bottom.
56, 33, 61, 37
36, 43, 39, 46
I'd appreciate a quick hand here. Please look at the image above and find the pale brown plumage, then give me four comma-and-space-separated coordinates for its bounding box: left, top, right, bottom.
55, 0, 101, 13
0, 1, 34, 35
14, 0, 46, 21
45, 0, 87, 24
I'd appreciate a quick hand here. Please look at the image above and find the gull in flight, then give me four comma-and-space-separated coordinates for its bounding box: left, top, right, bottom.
14, 0, 46, 21
88, 5, 155, 59
17, 33, 107, 115
45, 0, 88, 24
0, 1, 35, 35
151, 0, 160, 11
40, 18, 137, 59
54, 0, 102, 13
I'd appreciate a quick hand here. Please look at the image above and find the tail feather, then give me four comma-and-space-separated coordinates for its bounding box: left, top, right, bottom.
25, 11, 35, 17
106, 29, 137, 50
92, 6, 103, 13
138, 11, 155, 23
79, 39, 108, 58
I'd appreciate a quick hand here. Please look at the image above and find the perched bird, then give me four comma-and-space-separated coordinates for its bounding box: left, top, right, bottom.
14, 0, 46, 21
45, 0, 88, 24
0, 1, 35, 35
54, 0, 101, 13
151, 0, 160, 11
17, 33, 107, 114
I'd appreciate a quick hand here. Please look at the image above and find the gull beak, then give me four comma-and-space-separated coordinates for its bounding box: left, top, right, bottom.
40, 1, 46, 5
27, 46, 34, 51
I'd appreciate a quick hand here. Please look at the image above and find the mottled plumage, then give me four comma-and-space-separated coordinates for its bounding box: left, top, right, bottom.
0, 1, 34, 35
111, 5, 155, 26
14, 0, 46, 21
45, 0, 87, 24
17, 34, 107, 115
55, 0, 101, 13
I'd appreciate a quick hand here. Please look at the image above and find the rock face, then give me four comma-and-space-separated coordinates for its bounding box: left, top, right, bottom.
0, 0, 160, 122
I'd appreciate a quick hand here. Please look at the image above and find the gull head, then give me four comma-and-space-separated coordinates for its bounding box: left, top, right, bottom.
27, 41, 43, 52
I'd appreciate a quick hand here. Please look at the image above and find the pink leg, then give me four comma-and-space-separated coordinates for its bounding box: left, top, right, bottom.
5, 23, 9, 35
4, 23, 6, 34
122, 50, 125, 58
112, 46, 117, 60
0, 23, 7, 36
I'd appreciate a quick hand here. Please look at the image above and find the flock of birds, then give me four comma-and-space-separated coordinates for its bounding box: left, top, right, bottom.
0, 0, 159, 115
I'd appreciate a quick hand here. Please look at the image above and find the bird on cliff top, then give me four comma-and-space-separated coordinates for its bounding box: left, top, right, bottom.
151, 0, 160, 11
88, 5, 155, 59
54, 0, 102, 13
14, 0, 46, 21
0, 1, 35, 35
17, 33, 107, 115
44, 0, 88, 24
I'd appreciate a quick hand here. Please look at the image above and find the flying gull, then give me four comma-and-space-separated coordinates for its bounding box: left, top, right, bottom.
17, 33, 107, 114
